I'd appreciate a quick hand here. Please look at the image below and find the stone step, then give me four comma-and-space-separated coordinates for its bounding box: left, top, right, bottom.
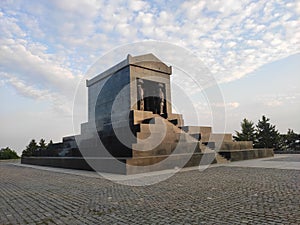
141, 116, 163, 124
133, 113, 201, 159
137, 128, 199, 145
138, 123, 175, 134
132, 141, 200, 157
200, 144, 215, 153
136, 132, 180, 144
132, 110, 155, 125
215, 153, 230, 164
126, 152, 216, 174
167, 113, 184, 127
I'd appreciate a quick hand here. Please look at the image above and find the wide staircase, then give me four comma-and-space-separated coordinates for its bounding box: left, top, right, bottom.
125, 110, 227, 174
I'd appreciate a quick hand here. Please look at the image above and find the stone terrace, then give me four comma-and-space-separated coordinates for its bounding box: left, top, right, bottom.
0, 155, 300, 225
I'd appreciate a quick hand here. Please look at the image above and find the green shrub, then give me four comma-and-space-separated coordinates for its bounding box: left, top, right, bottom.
0, 147, 20, 160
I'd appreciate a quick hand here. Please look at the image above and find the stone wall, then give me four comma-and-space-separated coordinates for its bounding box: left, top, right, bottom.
219, 148, 274, 161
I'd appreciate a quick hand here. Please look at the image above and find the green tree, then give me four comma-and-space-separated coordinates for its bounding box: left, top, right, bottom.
22, 139, 38, 157
277, 134, 287, 151
233, 118, 256, 142
39, 139, 47, 150
255, 115, 280, 149
0, 147, 19, 159
285, 129, 299, 150
277, 129, 300, 151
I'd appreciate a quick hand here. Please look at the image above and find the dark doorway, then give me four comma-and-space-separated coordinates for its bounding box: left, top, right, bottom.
137, 79, 166, 115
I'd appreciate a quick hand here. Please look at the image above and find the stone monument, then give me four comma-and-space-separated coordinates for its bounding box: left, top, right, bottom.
22, 54, 274, 174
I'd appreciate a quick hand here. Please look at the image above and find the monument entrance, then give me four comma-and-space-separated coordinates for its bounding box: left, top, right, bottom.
137, 79, 166, 115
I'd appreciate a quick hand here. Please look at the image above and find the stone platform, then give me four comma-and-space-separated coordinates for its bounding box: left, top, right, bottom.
21, 148, 273, 174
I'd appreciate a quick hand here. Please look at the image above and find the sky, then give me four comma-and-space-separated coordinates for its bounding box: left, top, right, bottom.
0, 0, 299, 155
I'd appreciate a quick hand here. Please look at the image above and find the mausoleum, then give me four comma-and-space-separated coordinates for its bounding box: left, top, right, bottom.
22, 54, 274, 174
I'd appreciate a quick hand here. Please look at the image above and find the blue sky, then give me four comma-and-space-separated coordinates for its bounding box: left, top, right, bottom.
0, 0, 299, 154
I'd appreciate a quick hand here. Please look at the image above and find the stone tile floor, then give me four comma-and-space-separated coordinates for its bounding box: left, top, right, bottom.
0, 155, 299, 225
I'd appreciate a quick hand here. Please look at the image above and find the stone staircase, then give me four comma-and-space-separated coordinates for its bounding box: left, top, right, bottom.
77, 110, 231, 174
132, 114, 200, 157
125, 110, 216, 173
215, 153, 230, 164
200, 143, 230, 164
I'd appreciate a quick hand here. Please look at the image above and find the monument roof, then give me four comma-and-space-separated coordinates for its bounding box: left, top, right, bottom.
87, 53, 171, 87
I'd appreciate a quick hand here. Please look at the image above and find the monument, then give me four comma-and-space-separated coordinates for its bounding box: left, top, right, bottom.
22, 54, 274, 174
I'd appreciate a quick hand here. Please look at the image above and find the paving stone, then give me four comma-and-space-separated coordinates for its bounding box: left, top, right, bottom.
0, 162, 299, 224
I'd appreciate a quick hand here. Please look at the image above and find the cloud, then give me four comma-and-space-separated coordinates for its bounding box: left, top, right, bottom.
266, 99, 283, 107
0, 72, 72, 115
259, 93, 300, 108
0, 0, 299, 114
1, 72, 50, 100
212, 102, 240, 109
227, 102, 240, 109
0, 37, 81, 99
195, 101, 240, 111
0, 9, 82, 116
176, 0, 300, 83
128, 0, 149, 12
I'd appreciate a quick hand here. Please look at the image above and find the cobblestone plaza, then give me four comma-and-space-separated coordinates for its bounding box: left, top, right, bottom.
1, 155, 299, 225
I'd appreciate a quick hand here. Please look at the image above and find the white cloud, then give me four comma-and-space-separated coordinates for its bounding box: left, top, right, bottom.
246, 39, 263, 47
212, 102, 240, 109
0, 72, 72, 115
1, 73, 50, 100
228, 102, 240, 108
181, 1, 206, 20
195, 101, 240, 110
258, 92, 300, 108
266, 99, 283, 107
295, 1, 300, 14
128, 0, 149, 11
0, 13, 26, 38
2, 0, 298, 87
0, 38, 79, 92
226, 41, 237, 48
0, 79, 6, 87
0, 9, 82, 117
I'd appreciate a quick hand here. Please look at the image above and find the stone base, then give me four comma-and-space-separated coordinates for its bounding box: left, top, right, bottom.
126, 152, 216, 174
21, 157, 94, 171
219, 148, 274, 161
21, 152, 216, 175
21, 149, 274, 174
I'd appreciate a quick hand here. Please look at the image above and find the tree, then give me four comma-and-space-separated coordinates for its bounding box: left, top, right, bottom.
277, 134, 288, 151
281, 129, 300, 151
39, 139, 47, 150
22, 139, 38, 157
233, 118, 256, 142
285, 129, 298, 150
276, 129, 300, 151
0, 147, 19, 159
255, 115, 280, 149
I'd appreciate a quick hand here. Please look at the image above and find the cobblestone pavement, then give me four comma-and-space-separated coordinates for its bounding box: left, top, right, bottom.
0, 159, 299, 225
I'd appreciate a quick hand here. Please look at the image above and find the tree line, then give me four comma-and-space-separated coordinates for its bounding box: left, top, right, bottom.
234, 115, 300, 151
21, 139, 53, 157
0, 139, 54, 159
